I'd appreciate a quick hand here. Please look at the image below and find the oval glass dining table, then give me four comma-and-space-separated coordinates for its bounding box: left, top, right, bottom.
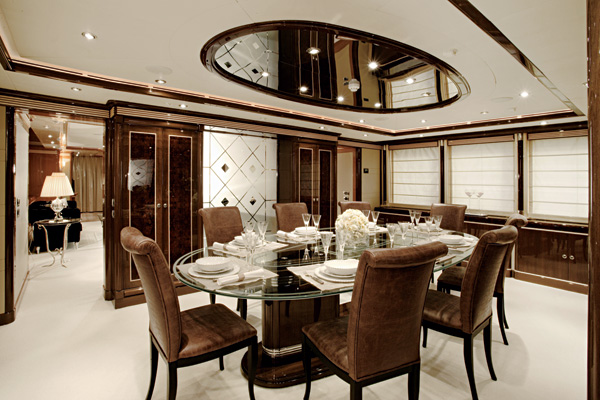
174, 227, 477, 388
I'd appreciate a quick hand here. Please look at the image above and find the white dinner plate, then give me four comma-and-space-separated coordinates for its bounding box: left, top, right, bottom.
294, 226, 317, 235
324, 259, 359, 276
438, 235, 465, 245
188, 264, 240, 279
314, 266, 356, 283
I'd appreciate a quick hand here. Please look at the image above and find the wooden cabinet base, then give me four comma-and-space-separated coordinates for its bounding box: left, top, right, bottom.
513, 271, 588, 294
240, 343, 332, 388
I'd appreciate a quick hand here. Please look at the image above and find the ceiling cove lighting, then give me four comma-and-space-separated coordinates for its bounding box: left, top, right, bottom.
520, 91, 529, 98
307, 47, 321, 55
155, 79, 166, 84
82, 32, 97, 40
368, 61, 378, 70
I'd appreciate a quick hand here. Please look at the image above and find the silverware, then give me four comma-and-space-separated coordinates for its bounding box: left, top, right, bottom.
307, 273, 325, 284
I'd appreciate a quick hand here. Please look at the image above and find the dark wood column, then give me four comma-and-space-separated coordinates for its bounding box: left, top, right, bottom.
588, 0, 600, 397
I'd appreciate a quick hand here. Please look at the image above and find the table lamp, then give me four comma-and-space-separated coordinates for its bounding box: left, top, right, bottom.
40, 172, 74, 221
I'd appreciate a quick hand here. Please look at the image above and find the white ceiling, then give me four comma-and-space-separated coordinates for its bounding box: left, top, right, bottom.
0, 0, 587, 142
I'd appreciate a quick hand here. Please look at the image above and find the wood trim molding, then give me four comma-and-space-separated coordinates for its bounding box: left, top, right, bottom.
0, 92, 108, 118
528, 129, 588, 140
389, 141, 438, 150
447, 135, 514, 146
513, 270, 588, 295
337, 140, 383, 150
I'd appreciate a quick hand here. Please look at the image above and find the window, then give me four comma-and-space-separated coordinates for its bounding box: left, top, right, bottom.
527, 133, 588, 221
448, 138, 516, 214
389, 144, 440, 207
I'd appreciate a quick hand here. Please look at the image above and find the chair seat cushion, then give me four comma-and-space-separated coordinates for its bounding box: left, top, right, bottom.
423, 290, 462, 330
178, 303, 257, 359
437, 265, 466, 289
302, 316, 350, 373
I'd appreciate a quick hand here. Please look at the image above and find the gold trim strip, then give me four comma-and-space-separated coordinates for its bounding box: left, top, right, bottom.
0, 94, 107, 118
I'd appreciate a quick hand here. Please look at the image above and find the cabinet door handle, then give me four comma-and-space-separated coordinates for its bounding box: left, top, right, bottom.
163, 203, 167, 209
562, 254, 567, 259
569, 255, 575, 261
157, 203, 161, 209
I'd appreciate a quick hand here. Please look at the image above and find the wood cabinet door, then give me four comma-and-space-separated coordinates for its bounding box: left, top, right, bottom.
568, 233, 588, 284
516, 228, 570, 280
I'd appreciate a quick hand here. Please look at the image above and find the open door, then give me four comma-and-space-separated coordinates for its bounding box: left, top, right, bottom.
13, 112, 29, 305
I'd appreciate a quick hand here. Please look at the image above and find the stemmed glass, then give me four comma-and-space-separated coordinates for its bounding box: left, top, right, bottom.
424, 216, 434, 241
336, 228, 347, 258
409, 210, 416, 234
398, 222, 410, 242
371, 211, 380, 225
302, 213, 311, 233
257, 221, 268, 245
312, 214, 322, 253
320, 231, 333, 261
433, 215, 443, 232
241, 231, 259, 264
465, 188, 474, 211
386, 223, 398, 247
475, 190, 484, 212
244, 220, 255, 233
362, 209, 371, 221
413, 211, 422, 232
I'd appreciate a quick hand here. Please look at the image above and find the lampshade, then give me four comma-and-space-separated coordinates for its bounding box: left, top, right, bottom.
40, 172, 74, 197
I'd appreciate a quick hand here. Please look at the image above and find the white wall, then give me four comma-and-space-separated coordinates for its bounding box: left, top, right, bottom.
361, 148, 380, 208
14, 113, 29, 305
337, 151, 354, 206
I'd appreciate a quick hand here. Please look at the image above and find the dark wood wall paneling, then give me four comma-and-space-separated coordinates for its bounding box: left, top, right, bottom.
588, 0, 599, 398
1, 107, 15, 324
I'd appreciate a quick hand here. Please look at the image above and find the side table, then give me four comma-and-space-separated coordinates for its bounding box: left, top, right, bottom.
35, 218, 81, 267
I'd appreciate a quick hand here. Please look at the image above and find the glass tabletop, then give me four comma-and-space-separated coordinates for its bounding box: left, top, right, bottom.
173, 227, 477, 301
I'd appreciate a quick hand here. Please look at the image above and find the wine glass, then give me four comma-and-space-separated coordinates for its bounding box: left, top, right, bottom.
424, 216, 434, 241
433, 215, 443, 232
413, 211, 422, 231
371, 211, 380, 225
398, 222, 410, 241
302, 213, 311, 233
465, 188, 474, 211
320, 231, 333, 261
242, 231, 259, 264
475, 190, 484, 212
361, 209, 371, 220
386, 223, 398, 247
244, 220, 255, 233
257, 221, 268, 244
336, 228, 347, 257
312, 214, 321, 231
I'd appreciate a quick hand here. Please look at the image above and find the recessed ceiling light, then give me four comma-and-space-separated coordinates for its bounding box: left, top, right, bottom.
422, 92, 431, 97
337, 96, 344, 102
261, 71, 270, 77
82, 32, 97, 40
48, 134, 52, 138
155, 79, 166, 84
374, 102, 381, 108
368, 61, 378, 70
540, 121, 547, 125
179, 103, 188, 109
50, 141, 54, 144
559, 129, 565, 132
421, 119, 427, 123
359, 119, 365, 123
363, 134, 368, 137
300, 86, 308, 93
520, 91, 529, 98
71, 87, 81, 92
307, 47, 321, 55
319, 126, 325, 130
44, 125, 49, 129
481, 111, 488, 114
420, 134, 424, 137
406, 78, 415, 84
53, 145, 56, 148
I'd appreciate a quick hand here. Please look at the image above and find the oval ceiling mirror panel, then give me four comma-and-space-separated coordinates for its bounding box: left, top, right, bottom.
202, 21, 469, 113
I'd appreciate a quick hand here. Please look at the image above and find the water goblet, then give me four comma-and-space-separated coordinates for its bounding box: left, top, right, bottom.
398, 222, 410, 241
371, 211, 380, 224
433, 215, 443, 232
465, 188, 474, 211
424, 216, 434, 241
386, 223, 398, 247
257, 221, 268, 244
475, 190, 484, 212
302, 213, 311, 233
320, 231, 333, 261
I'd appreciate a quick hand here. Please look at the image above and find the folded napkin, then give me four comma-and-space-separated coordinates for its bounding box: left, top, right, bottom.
277, 230, 303, 240
217, 268, 269, 286
436, 254, 455, 265
212, 242, 242, 253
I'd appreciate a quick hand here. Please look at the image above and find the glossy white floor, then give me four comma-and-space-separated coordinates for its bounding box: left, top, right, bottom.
0, 220, 587, 399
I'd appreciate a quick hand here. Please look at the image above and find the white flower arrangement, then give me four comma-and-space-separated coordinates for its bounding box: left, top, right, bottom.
335, 209, 369, 243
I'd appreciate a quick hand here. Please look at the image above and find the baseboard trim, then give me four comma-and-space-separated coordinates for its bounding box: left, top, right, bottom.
513, 270, 588, 294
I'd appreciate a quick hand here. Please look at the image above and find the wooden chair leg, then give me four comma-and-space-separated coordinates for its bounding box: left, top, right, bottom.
239, 299, 247, 320
350, 381, 363, 400
302, 336, 312, 400
496, 294, 509, 345
422, 326, 428, 348
499, 294, 509, 329
408, 364, 420, 400
219, 356, 224, 371
209, 293, 216, 304
167, 362, 178, 400
146, 340, 158, 400
463, 335, 479, 400
247, 339, 257, 400
483, 322, 497, 381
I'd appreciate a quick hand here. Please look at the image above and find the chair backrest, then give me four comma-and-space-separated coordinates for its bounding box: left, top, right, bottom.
199, 206, 244, 246
430, 203, 467, 231
338, 201, 371, 214
272, 202, 308, 232
495, 213, 528, 293
347, 242, 448, 381
120, 227, 182, 363
460, 225, 518, 333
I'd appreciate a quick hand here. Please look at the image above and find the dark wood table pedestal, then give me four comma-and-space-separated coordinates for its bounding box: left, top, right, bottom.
241, 295, 340, 387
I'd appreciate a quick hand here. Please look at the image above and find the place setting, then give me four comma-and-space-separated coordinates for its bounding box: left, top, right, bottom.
184, 255, 277, 290
288, 258, 359, 290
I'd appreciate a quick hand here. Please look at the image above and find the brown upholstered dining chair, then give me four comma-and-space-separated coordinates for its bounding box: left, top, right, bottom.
199, 206, 247, 320
120, 227, 258, 400
302, 241, 449, 400
430, 203, 468, 231
436, 213, 528, 345
338, 201, 371, 214
272, 202, 309, 232
422, 225, 518, 400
